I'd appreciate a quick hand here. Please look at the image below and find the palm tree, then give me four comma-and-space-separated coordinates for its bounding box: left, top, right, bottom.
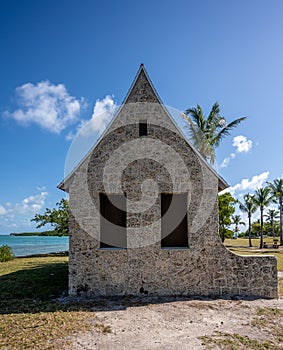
183, 102, 246, 163
238, 194, 257, 247
253, 188, 273, 249
267, 178, 283, 245
265, 209, 279, 239
231, 214, 245, 238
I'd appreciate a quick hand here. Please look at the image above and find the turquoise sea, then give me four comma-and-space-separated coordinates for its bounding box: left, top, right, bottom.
0, 235, 69, 257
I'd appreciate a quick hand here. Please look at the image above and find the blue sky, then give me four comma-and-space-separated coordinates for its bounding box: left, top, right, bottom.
0, 0, 282, 234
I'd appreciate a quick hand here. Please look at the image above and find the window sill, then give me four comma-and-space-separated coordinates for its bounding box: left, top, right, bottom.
98, 247, 127, 250
161, 247, 189, 250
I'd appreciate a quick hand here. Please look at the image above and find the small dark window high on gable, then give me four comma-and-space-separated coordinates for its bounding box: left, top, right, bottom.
161, 193, 188, 248
100, 193, 127, 249
139, 121, 148, 136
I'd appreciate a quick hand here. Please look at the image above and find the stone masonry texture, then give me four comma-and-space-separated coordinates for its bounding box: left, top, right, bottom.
63, 66, 278, 298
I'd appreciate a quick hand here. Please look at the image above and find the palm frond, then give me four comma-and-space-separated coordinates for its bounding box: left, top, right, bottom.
207, 102, 220, 125
183, 114, 215, 162
211, 117, 247, 147
184, 105, 206, 131
239, 194, 257, 215
183, 103, 247, 164
225, 117, 247, 130
267, 179, 283, 196
253, 187, 273, 207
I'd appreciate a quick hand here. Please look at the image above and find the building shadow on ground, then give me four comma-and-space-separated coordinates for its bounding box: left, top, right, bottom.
0, 260, 272, 315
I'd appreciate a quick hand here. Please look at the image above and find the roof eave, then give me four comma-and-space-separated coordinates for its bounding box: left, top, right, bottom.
218, 177, 229, 192
57, 180, 69, 193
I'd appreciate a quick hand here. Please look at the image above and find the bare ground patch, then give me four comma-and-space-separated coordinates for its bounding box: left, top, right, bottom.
64, 297, 283, 350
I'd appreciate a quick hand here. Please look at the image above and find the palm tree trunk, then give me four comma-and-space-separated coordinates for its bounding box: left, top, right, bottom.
280, 196, 283, 246
272, 220, 275, 239
220, 225, 225, 243
235, 224, 239, 237
248, 215, 252, 247
260, 207, 264, 249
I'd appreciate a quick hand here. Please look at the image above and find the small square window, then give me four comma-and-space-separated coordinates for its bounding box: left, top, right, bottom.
139, 121, 147, 137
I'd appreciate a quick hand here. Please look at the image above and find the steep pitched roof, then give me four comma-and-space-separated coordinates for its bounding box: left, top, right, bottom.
58, 64, 228, 192
122, 63, 163, 104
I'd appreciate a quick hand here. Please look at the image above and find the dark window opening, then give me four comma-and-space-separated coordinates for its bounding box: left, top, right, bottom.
100, 193, 127, 248
161, 193, 188, 247
139, 121, 148, 137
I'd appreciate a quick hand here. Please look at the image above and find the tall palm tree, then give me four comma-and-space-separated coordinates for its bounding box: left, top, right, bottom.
183, 102, 246, 163
267, 178, 283, 245
231, 214, 245, 237
265, 209, 279, 239
253, 187, 273, 249
238, 194, 257, 247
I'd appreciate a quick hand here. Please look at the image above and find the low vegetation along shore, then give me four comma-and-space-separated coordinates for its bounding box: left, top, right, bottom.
0, 240, 282, 349
10, 230, 68, 236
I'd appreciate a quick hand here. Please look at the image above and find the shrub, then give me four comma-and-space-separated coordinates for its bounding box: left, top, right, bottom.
225, 229, 234, 239
0, 245, 14, 262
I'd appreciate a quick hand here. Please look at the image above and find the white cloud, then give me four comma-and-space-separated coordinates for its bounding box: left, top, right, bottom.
220, 156, 230, 168
0, 190, 48, 217
36, 186, 46, 191
88, 95, 117, 134
0, 189, 50, 233
219, 135, 251, 168
65, 131, 75, 141
233, 135, 252, 153
220, 153, 236, 168
15, 191, 48, 214
68, 95, 117, 140
6, 81, 83, 134
224, 171, 270, 195
0, 205, 7, 215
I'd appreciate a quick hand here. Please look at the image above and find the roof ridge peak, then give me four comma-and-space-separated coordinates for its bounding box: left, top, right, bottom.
122, 64, 163, 105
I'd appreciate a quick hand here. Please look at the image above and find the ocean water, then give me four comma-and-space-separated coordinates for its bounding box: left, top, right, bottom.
0, 235, 69, 257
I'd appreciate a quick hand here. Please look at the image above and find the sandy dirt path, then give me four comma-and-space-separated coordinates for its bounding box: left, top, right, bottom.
65, 296, 283, 349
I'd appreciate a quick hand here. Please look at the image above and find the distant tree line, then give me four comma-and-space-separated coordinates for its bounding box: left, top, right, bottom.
10, 230, 60, 237
31, 184, 283, 248
218, 178, 283, 248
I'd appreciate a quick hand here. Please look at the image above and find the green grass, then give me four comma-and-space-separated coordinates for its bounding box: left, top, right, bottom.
0, 248, 282, 349
224, 238, 283, 271
0, 256, 96, 350
0, 311, 92, 350
201, 332, 279, 349
225, 237, 278, 247
94, 323, 112, 333
279, 278, 283, 296
201, 306, 283, 349
0, 256, 68, 304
